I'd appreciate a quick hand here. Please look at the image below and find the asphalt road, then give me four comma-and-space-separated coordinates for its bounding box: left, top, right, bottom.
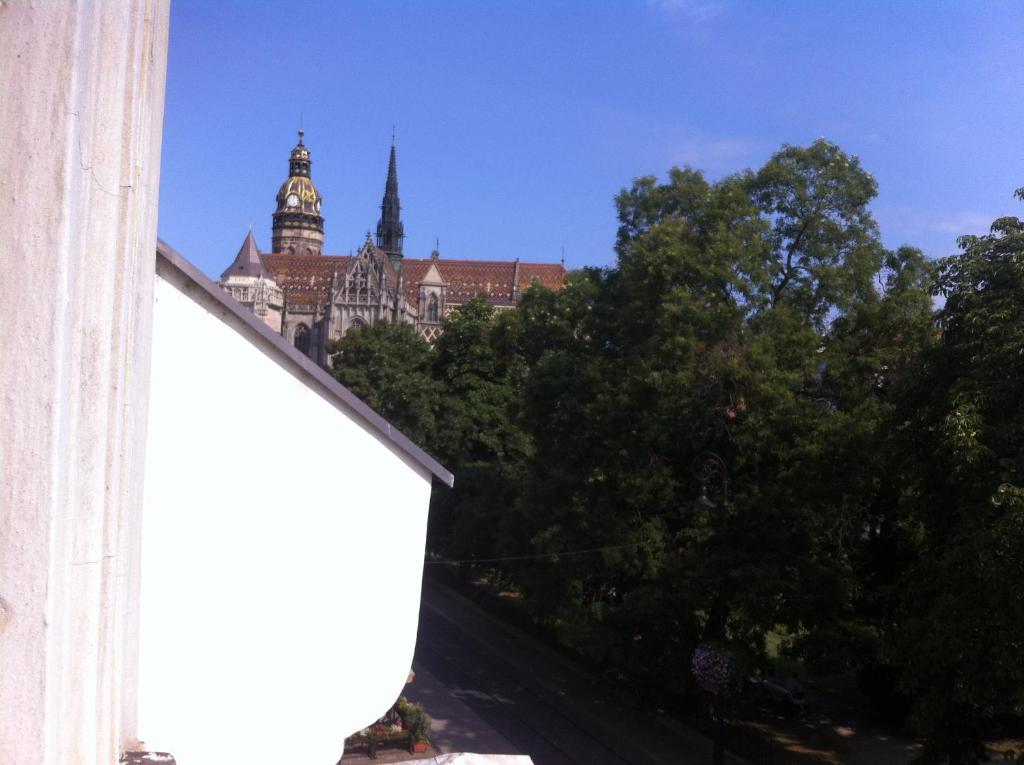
412, 574, 738, 765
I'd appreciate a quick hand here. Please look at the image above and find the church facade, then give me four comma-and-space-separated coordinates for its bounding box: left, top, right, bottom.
219, 132, 566, 361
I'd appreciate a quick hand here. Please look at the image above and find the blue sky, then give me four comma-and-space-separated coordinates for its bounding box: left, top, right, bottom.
158, 0, 1024, 279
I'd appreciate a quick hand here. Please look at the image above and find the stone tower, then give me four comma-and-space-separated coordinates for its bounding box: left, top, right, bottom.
375, 140, 404, 269
272, 129, 324, 255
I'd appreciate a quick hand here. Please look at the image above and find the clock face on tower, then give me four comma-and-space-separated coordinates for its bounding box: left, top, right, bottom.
315, 200, 321, 213
286, 193, 299, 208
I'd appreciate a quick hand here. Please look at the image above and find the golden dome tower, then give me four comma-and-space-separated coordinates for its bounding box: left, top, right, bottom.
271, 129, 325, 255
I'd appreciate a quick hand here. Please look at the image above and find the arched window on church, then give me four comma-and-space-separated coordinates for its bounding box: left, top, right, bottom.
294, 323, 310, 354
427, 294, 439, 323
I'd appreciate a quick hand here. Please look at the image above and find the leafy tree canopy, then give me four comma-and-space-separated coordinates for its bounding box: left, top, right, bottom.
499, 140, 924, 691
327, 321, 438, 445
888, 192, 1024, 763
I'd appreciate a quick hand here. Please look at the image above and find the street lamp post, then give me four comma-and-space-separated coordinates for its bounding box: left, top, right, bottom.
692, 452, 729, 765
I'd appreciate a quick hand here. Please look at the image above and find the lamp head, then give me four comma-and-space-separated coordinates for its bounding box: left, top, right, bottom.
695, 485, 717, 510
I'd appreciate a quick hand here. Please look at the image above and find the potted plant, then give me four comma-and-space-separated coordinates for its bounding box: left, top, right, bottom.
403, 704, 431, 753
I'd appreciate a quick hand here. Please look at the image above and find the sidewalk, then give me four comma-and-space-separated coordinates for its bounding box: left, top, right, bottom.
404, 662, 524, 756
341, 662, 523, 762
424, 573, 920, 765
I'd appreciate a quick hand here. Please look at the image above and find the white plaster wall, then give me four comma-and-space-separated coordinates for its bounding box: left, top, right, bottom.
138, 271, 434, 763
0, 2, 169, 761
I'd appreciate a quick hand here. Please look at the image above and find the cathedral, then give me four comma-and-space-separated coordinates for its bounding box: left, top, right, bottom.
219, 131, 566, 362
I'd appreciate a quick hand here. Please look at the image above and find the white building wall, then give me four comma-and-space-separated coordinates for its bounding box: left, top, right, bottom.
138, 264, 436, 764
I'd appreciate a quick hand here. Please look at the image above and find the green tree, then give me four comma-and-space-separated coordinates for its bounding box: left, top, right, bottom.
327, 322, 438, 445
788, 244, 935, 677
431, 296, 530, 468
428, 296, 532, 561
887, 193, 1024, 763
750, 139, 883, 323
503, 140, 934, 701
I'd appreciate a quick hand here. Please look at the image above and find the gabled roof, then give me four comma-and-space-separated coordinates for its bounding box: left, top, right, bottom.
400, 258, 567, 306
221, 230, 271, 280
257, 251, 567, 309
262, 242, 402, 307
419, 261, 445, 286
359, 236, 400, 285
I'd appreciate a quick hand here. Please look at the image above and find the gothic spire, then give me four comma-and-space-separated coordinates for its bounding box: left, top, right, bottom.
376, 138, 404, 269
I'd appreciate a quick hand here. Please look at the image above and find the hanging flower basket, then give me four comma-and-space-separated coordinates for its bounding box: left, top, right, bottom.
691, 642, 744, 698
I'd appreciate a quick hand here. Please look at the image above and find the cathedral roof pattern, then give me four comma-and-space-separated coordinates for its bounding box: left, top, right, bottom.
261, 254, 351, 306
400, 258, 567, 307
262, 245, 401, 307
260, 252, 567, 309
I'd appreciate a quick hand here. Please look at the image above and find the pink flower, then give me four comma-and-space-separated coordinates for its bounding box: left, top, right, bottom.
692, 645, 739, 697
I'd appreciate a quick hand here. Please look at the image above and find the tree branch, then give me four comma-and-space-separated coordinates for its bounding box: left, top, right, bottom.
771, 215, 815, 306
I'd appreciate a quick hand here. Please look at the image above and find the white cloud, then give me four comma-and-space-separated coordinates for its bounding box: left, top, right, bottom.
926, 211, 998, 235
647, 0, 726, 42
599, 109, 760, 177
672, 135, 759, 171
648, 0, 726, 25
878, 207, 998, 238
874, 206, 1013, 260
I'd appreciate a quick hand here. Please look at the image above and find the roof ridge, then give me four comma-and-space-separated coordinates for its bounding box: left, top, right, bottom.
404, 257, 565, 267
264, 253, 351, 259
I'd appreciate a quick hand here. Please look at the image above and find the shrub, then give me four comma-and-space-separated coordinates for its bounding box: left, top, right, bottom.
402, 702, 431, 742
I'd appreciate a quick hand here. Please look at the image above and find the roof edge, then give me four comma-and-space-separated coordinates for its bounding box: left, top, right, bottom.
155, 239, 454, 488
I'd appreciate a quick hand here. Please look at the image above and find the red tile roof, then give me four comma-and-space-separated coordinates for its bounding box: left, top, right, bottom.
262, 254, 349, 305
260, 253, 567, 309
519, 262, 569, 290
400, 258, 567, 306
